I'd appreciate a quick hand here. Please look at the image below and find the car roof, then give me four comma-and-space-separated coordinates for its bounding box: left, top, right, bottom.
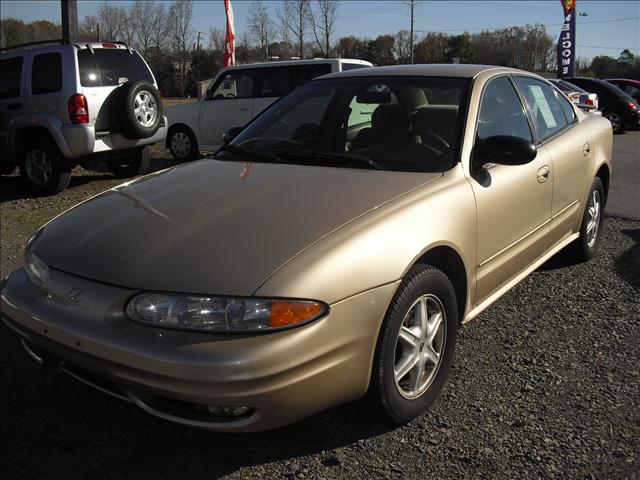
319, 63, 527, 80
220, 58, 372, 71
606, 78, 640, 84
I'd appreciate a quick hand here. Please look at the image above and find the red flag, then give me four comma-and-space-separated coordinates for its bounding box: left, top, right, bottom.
224, 0, 235, 66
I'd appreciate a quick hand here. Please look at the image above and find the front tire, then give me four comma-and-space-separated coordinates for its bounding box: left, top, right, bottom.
106, 146, 151, 178
571, 177, 605, 262
168, 126, 199, 162
366, 265, 458, 424
19, 138, 72, 195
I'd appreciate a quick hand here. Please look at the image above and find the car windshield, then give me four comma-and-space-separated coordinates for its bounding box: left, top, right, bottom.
217, 76, 470, 172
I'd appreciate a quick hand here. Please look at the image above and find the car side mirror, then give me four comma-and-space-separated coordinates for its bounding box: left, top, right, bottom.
473, 135, 537, 172
223, 126, 244, 145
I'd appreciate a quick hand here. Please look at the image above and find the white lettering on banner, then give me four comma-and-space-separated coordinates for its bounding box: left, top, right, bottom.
562, 58, 571, 65
562, 66, 569, 74
562, 50, 571, 57
562, 41, 571, 48
562, 23, 570, 31
565, 13, 572, 22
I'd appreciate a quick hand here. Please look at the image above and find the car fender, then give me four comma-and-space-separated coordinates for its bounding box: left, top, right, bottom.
8, 113, 81, 160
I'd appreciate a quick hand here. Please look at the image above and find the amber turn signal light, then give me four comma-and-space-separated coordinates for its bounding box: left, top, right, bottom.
269, 300, 325, 328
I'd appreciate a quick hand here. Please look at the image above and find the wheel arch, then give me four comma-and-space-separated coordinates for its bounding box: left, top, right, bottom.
595, 163, 610, 206
410, 245, 468, 324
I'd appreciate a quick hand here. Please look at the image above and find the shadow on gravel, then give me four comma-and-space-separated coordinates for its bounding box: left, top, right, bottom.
615, 228, 640, 289
537, 248, 576, 272
0, 155, 182, 204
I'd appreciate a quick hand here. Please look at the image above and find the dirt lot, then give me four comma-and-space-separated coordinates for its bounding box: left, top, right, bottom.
1, 140, 638, 479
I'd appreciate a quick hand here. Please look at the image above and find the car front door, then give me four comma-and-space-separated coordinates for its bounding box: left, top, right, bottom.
470, 75, 554, 304
515, 76, 593, 245
199, 69, 255, 150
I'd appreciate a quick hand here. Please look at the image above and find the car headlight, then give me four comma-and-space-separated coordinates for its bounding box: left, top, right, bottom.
24, 248, 50, 294
125, 293, 327, 333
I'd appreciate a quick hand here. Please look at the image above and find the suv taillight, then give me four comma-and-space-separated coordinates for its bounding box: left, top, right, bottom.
628, 101, 638, 110
68, 94, 89, 124
584, 99, 594, 106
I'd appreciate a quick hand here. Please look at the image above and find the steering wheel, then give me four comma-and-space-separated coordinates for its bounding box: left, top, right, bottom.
402, 128, 450, 155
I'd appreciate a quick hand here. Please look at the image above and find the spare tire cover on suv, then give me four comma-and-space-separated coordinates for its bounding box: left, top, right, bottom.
116, 80, 163, 139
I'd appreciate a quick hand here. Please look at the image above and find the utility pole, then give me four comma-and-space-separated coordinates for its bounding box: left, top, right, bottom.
196, 31, 204, 51
61, 0, 79, 43
404, 0, 420, 64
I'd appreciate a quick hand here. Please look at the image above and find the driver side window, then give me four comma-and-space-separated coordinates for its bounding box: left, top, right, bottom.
477, 76, 533, 142
210, 70, 254, 100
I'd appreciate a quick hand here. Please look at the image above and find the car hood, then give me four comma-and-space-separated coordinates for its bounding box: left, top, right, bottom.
33, 159, 441, 295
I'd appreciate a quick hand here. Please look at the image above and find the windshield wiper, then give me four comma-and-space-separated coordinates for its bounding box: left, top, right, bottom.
268, 148, 385, 171
217, 144, 294, 164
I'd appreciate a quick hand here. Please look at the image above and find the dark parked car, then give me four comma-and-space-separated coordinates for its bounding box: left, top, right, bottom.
566, 77, 640, 133
606, 78, 640, 103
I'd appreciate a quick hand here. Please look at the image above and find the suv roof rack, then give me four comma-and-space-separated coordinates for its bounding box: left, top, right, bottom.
0, 39, 70, 52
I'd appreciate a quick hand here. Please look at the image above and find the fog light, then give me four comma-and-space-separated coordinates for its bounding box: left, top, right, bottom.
207, 405, 252, 417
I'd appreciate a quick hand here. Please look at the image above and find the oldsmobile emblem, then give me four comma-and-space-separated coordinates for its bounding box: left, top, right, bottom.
68, 287, 84, 302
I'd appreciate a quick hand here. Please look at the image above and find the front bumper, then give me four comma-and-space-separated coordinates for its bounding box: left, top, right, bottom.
1, 268, 397, 432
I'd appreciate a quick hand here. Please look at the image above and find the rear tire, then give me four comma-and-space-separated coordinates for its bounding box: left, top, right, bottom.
605, 111, 625, 133
106, 146, 151, 178
18, 137, 72, 195
168, 126, 199, 162
365, 265, 458, 424
570, 177, 605, 262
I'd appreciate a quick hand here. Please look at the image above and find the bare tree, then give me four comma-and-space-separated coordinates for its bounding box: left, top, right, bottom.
308, 0, 338, 57
209, 27, 224, 51
276, 4, 293, 59
96, 2, 127, 41
150, 3, 168, 75
169, 0, 193, 97
78, 15, 98, 42
283, 0, 310, 58
132, 0, 160, 57
248, 1, 273, 62
121, 4, 136, 47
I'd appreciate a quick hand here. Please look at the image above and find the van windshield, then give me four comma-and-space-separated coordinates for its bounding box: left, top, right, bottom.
77, 48, 154, 87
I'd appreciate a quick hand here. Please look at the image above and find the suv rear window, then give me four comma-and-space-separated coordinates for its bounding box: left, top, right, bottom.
77, 48, 154, 87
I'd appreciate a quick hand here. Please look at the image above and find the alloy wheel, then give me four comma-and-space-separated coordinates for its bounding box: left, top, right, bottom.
134, 90, 157, 128
25, 149, 53, 186
586, 189, 601, 248
393, 294, 447, 399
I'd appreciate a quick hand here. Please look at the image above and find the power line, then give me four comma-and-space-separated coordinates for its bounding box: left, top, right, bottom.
577, 44, 640, 51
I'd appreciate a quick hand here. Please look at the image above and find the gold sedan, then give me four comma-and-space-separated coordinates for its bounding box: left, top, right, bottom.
1, 65, 612, 432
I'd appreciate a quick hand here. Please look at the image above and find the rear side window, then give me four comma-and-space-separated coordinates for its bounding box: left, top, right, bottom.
32, 52, 62, 95
341, 63, 369, 71
257, 68, 291, 97
290, 64, 331, 87
78, 49, 154, 87
0, 56, 23, 98
476, 76, 533, 142
515, 76, 568, 140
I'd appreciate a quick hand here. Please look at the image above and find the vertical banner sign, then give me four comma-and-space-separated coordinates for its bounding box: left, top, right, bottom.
224, 0, 235, 67
557, 0, 576, 78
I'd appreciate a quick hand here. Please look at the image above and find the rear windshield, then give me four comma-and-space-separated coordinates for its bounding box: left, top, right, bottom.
77, 48, 154, 87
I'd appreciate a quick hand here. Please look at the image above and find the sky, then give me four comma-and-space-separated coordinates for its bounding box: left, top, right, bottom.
1, 0, 639, 60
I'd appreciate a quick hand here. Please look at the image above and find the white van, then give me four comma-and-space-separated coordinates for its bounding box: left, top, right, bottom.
166, 58, 372, 161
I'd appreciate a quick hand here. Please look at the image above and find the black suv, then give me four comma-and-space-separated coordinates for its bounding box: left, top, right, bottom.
565, 77, 639, 133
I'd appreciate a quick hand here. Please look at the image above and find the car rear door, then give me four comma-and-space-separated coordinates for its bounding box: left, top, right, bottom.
199, 68, 255, 150
0, 54, 26, 159
514, 76, 593, 245
470, 75, 553, 304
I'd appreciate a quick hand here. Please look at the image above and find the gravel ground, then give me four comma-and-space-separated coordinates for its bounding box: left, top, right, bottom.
1, 146, 639, 479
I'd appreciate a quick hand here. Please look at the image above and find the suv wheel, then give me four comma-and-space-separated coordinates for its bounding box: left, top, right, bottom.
106, 146, 151, 178
366, 265, 458, 424
168, 126, 198, 162
116, 81, 163, 139
19, 138, 72, 195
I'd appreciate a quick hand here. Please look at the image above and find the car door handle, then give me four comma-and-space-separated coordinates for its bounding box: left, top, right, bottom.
537, 165, 550, 183
583, 143, 591, 157
7, 102, 22, 110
